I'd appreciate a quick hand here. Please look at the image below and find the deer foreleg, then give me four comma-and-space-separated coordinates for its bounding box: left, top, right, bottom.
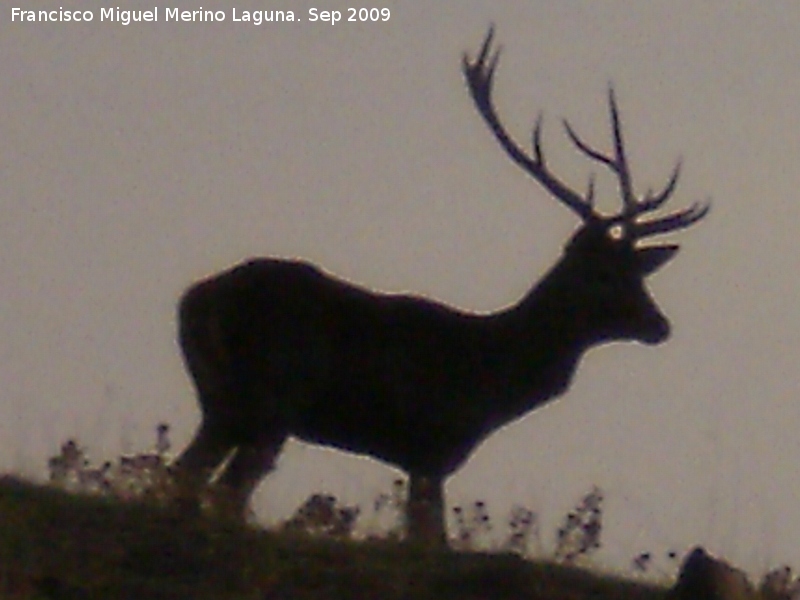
407, 474, 447, 546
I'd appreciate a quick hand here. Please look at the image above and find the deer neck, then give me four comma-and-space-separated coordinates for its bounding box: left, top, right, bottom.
483, 269, 600, 415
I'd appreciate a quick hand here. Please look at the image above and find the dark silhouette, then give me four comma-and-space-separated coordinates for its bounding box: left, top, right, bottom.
172, 27, 709, 544
669, 547, 754, 600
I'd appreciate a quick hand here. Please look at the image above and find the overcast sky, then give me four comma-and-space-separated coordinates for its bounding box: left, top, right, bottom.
3, 0, 800, 578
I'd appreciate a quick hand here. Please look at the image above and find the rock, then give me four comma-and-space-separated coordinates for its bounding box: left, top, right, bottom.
669, 546, 756, 600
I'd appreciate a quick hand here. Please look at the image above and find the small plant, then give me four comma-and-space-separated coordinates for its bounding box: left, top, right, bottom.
451, 500, 492, 550
631, 551, 651, 573
47, 423, 173, 503
281, 493, 360, 539
502, 504, 541, 556
759, 565, 800, 600
365, 478, 407, 540
630, 550, 679, 577
554, 486, 603, 564
48, 439, 109, 494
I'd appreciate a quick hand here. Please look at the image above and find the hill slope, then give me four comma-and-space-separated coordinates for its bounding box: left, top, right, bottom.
0, 476, 667, 600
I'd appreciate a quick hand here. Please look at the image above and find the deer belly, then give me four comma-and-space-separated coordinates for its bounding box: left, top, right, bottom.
285, 383, 483, 475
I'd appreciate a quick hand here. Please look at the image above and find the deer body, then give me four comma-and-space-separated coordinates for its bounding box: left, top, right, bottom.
180, 248, 655, 473
173, 28, 708, 544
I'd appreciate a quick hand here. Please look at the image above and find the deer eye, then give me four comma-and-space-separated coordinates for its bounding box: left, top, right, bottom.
608, 224, 626, 241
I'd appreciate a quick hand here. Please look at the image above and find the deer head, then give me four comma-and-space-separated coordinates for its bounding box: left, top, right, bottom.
463, 27, 709, 346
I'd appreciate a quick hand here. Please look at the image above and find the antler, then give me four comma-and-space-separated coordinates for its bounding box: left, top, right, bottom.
463, 26, 710, 240
462, 26, 596, 222
562, 87, 710, 238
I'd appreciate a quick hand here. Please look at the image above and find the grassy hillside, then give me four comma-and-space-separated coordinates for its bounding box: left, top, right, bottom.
0, 475, 669, 600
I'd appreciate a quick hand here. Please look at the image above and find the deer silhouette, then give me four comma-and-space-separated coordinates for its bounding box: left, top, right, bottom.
171, 28, 709, 544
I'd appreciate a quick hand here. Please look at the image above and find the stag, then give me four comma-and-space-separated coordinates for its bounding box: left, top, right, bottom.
172, 27, 709, 544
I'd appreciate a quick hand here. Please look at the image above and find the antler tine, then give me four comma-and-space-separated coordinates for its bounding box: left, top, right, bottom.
635, 161, 682, 214
463, 27, 595, 222
562, 86, 639, 214
563, 119, 615, 169
464, 24, 501, 92
533, 114, 596, 212
585, 174, 596, 209
631, 200, 711, 238
608, 87, 637, 215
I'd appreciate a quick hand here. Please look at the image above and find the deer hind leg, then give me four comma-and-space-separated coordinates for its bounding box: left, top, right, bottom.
214, 433, 287, 518
407, 474, 447, 546
171, 419, 234, 510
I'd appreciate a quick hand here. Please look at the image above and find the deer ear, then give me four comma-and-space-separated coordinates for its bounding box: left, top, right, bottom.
637, 245, 679, 275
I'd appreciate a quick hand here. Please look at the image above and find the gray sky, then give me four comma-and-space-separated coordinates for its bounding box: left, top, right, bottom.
2, 0, 799, 578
